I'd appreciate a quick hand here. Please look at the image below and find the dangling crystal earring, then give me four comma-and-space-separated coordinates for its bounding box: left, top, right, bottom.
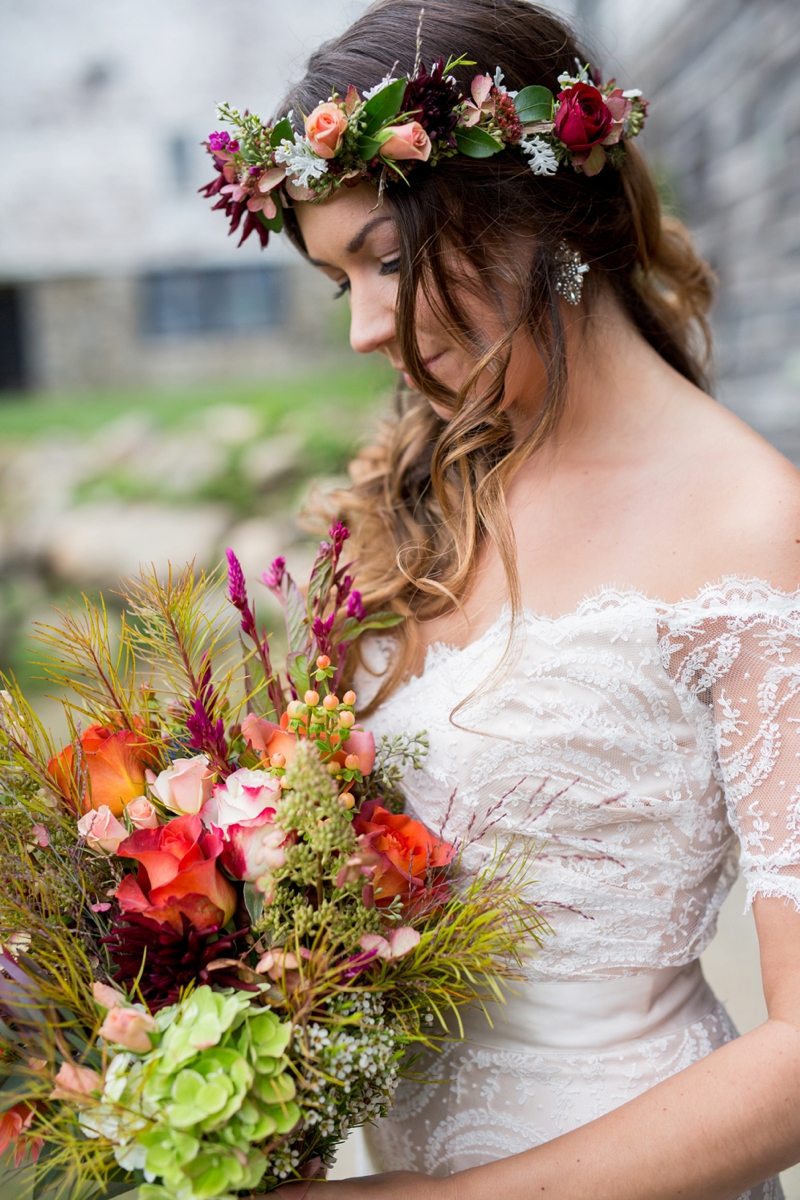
554, 242, 589, 306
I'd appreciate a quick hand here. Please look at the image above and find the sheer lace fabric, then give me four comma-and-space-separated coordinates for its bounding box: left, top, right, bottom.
357, 579, 799, 1198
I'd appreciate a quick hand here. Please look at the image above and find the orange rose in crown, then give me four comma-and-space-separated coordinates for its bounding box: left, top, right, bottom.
48, 724, 160, 816
114, 814, 237, 934
353, 801, 455, 905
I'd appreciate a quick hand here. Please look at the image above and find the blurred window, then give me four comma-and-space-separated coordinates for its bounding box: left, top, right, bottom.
140, 266, 286, 337
0, 287, 27, 391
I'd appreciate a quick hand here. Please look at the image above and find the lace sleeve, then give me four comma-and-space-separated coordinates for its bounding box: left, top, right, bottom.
661, 597, 800, 912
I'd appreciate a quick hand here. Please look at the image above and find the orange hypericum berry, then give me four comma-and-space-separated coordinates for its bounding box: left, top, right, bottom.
316, 655, 331, 669
344, 753, 360, 770
327, 762, 340, 776
343, 690, 356, 706
338, 710, 355, 729
304, 690, 320, 706
270, 752, 286, 768
340, 793, 355, 809
287, 700, 303, 717
322, 694, 339, 711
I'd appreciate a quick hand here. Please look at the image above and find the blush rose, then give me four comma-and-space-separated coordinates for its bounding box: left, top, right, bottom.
147, 754, 213, 816
380, 121, 432, 162
77, 805, 128, 854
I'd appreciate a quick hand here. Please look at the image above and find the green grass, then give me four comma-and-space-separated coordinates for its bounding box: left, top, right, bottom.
0, 360, 395, 442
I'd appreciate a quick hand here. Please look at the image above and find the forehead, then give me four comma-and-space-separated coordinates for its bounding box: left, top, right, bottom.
294, 183, 395, 262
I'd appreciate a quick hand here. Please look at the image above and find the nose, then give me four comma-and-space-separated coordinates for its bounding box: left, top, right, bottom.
348, 283, 396, 356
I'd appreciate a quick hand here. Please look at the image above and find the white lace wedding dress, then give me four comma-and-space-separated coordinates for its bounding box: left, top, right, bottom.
357, 579, 800, 1199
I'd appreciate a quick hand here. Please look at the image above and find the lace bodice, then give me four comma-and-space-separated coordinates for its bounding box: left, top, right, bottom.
363, 578, 800, 981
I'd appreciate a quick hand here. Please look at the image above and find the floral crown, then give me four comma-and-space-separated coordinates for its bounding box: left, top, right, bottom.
201, 56, 648, 249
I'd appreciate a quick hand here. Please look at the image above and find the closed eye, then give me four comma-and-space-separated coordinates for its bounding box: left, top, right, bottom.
379, 258, 400, 276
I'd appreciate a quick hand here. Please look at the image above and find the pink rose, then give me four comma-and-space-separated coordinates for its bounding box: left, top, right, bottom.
342, 728, 376, 776
201, 767, 286, 882
359, 926, 420, 960
380, 121, 432, 162
50, 1062, 103, 1100
305, 102, 348, 159
125, 795, 159, 830
98, 1006, 157, 1053
147, 755, 213, 815
93, 981, 124, 1009
201, 768, 280, 828
601, 88, 634, 146
77, 805, 127, 854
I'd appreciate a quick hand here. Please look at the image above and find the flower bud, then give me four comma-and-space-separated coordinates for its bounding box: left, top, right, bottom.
270, 752, 286, 769
322, 694, 339, 711
98, 1006, 157, 1053
343, 690, 356, 706
344, 754, 360, 770
304, 690, 320, 706
316, 655, 331, 669
339, 710, 355, 729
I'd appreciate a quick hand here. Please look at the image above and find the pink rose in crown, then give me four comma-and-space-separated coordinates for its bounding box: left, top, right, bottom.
601, 88, 634, 146
200, 767, 290, 882
305, 102, 348, 159
380, 121, 432, 162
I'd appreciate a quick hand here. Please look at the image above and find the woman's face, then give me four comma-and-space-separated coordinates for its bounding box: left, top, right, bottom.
294, 183, 548, 423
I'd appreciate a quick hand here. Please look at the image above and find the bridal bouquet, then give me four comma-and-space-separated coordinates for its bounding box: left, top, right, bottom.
0, 524, 544, 1199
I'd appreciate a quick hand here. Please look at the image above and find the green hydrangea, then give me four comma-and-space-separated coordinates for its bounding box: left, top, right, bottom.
85, 986, 299, 1200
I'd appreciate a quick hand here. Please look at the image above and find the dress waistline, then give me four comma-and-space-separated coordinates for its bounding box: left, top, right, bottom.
458, 961, 717, 1052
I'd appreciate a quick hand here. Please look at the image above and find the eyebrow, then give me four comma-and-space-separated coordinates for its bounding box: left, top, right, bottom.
307, 215, 394, 267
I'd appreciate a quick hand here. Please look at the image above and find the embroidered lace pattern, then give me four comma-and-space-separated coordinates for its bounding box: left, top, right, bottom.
357, 578, 798, 1197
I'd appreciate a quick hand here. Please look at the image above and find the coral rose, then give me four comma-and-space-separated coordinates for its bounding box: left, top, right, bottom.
147, 754, 213, 816
0, 1102, 42, 1167
380, 121, 432, 162
305, 101, 348, 159
115, 813, 237, 934
77, 805, 128, 854
242, 712, 298, 766
352, 801, 454, 904
48, 724, 159, 817
98, 1006, 157, 1052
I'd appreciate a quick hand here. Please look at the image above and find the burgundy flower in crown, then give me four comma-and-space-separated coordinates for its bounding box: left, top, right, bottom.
199, 56, 648, 246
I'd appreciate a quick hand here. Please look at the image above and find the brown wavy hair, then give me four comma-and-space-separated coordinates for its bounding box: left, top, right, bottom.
278, 0, 715, 710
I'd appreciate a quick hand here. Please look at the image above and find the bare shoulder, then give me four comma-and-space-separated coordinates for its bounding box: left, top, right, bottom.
672, 394, 800, 592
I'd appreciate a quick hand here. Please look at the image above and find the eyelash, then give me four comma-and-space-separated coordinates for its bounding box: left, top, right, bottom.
332, 258, 400, 300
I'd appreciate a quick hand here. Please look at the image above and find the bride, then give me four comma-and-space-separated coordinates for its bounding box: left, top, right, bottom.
240, 1, 800, 1196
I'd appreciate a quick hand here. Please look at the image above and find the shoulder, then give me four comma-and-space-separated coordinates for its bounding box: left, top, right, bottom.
672, 394, 800, 593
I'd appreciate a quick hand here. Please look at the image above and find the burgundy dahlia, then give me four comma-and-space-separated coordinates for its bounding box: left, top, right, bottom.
402, 58, 463, 148
102, 913, 256, 1011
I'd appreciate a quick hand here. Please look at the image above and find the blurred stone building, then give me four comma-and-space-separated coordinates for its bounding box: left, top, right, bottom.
581, 0, 800, 455
0, 0, 364, 392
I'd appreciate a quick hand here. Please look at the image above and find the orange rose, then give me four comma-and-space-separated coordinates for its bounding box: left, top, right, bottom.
352, 801, 454, 904
115, 813, 237, 934
305, 102, 348, 159
380, 121, 432, 162
48, 724, 159, 817
242, 712, 298, 766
